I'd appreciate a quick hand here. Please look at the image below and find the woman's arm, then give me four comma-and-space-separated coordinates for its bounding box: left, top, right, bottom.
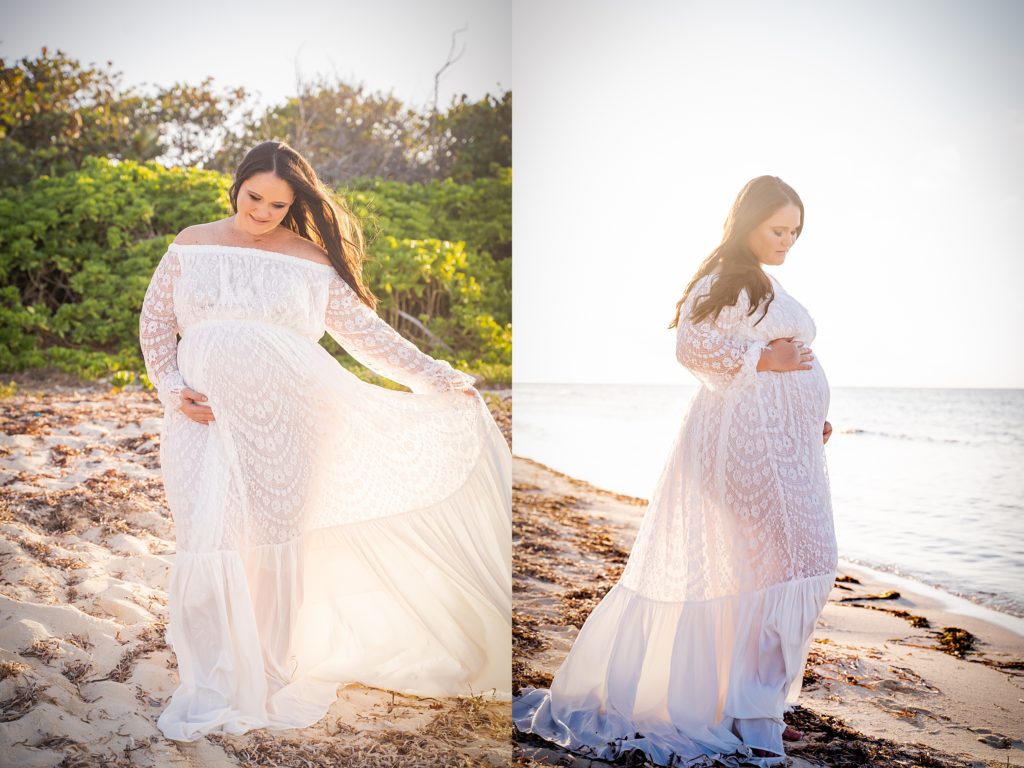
675, 285, 768, 392
139, 248, 187, 409
323, 272, 476, 394
676, 279, 814, 390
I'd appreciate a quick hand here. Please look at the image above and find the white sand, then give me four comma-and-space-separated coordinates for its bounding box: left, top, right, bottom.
0, 383, 510, 767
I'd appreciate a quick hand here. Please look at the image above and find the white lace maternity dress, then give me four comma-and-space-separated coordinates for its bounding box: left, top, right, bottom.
139, 243, 512, 742
514, 272, 838, 767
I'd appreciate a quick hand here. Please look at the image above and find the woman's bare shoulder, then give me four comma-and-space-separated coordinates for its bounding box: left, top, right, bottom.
170, 222, 332, 266
172, 221, 222, 245
281, 234, 332, 265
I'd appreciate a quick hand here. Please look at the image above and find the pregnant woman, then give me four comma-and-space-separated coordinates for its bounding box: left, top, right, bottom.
514, 175, 837, 766
139, 140, 511, 741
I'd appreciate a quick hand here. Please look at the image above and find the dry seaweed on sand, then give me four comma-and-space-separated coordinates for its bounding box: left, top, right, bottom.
838, 589, 901, 602
0, 679, 46, 723
784, 705, 991, 768
94, 621, 168, 684
19, 637, 63, 664
422, 693, 508, 743
211, 714, 509, 768
556, 585, 610, 629
845, 602, 932, 628
512, 660, 553, 696
482, 391, 512, 449
934, 626, 977, 658
514, 614, 547, 655
0, 660, 31, 680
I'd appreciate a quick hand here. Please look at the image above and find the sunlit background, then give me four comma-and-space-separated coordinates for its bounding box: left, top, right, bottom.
513, 0, 1024, 389
512, 0, 1024, 620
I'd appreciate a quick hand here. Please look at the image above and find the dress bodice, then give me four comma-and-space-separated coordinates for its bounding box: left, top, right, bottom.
674, 272, 822, 394
169, 244, 337, 342
139, 242, 476, 408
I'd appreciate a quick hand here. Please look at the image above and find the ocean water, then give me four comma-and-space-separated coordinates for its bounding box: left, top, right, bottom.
513, 382, 1024, 618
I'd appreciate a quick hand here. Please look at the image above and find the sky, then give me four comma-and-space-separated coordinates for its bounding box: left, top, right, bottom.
1, 0, 511, 115
513, 0, 1024, 389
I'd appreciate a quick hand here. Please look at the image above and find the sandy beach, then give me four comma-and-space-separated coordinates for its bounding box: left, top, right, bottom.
0, 377, 511, 768
512, 456, 1024, 768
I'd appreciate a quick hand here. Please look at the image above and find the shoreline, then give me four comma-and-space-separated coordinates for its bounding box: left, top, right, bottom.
516, 453, 1024, 632
836, 560, 1024, 638
512, 455, 1024, 767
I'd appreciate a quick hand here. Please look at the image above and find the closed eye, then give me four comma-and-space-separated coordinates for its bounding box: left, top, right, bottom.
249, 192, 287, 208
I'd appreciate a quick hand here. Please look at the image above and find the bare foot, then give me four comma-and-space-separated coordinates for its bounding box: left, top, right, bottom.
782, 725, 804, 741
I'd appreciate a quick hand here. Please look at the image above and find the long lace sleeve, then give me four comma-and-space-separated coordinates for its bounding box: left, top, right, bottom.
675, 279, 768, 392
324, 272, 477, 394
139, 248, 186, 410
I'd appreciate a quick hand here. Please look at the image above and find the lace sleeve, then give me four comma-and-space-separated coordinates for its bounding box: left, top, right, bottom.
675, 279, 768, 392
139, 248, 186, 409
324, 272, 477, 394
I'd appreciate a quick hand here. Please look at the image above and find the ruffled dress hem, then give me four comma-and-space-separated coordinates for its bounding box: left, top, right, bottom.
157, 413, 512, 742
512, 570, 834, 767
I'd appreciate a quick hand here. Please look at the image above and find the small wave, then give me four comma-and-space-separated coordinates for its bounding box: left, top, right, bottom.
839, 428, 967, 445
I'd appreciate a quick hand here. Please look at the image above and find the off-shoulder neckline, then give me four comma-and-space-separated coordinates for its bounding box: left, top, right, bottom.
168, 242, 338, 272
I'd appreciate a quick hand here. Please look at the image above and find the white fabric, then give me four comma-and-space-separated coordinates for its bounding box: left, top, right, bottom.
514, 273, 837, 767
139, 243, 512, 742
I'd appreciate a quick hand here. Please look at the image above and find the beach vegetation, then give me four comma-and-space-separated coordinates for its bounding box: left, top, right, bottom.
0, 48, 511, 388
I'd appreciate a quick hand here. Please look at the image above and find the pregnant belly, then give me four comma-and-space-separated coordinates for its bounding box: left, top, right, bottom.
176, 321, 319, 409
754, 355, 831, 435
784, 355, 830, 423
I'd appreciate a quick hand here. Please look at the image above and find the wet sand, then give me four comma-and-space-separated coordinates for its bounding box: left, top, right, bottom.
512, 456, 1024, 768
0, 378, 511, 768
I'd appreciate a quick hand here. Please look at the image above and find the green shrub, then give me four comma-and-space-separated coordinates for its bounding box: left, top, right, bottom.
0, 156, 511, 386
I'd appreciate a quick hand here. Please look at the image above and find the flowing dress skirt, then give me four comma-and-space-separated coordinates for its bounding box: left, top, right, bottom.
156, 318, 511, 741
514, 359, 837, 766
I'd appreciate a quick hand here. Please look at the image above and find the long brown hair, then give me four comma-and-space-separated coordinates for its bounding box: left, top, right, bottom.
668, 175, 803, 329
229, 140, 377, 308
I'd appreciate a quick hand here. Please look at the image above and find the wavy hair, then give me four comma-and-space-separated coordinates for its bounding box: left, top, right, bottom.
229, 140, 376, 308
669, 175, 803, 329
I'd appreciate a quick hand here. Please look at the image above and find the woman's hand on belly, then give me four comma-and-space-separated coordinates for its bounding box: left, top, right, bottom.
180, 387, 216, 425
823, 420, 833, 444
756, 337, 815, 373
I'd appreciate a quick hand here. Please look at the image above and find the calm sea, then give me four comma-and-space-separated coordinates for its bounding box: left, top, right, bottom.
513, 383, 1024, 619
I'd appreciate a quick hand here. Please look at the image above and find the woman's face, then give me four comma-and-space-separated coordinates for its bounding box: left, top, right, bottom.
747, 203, 802, 266
236, 172, 295, 234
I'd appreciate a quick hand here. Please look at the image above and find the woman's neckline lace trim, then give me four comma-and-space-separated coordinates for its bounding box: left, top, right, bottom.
168, 242, 338, 272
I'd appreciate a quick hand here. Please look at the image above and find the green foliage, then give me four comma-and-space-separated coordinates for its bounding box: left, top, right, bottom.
438, 92, 512, 183
1, 156, 510, 385
349, 169, 512, 265
361, 237, 510, 365
110, 370, 135, 390
0, 48, 249, 188
2, 48, 510, 187
344, 173, 511, 367
462, 362, 511, 388
0, 156, 229, 379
